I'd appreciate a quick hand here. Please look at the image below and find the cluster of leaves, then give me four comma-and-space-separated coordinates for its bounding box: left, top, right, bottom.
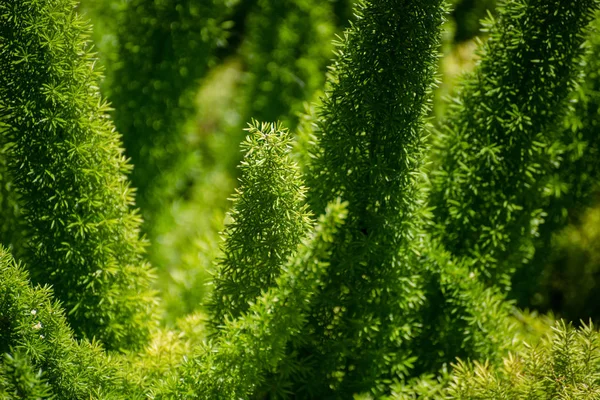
159, 200, 348, 399
429, 0, 599, 289
299, 0, 445, 395
210, 122, 312, 328
447, 321, 600, 399
0, 0, 156, 350
0, 248, 121, 398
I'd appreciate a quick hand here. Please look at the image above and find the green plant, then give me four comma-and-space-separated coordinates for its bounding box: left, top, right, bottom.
429, 0, 599, 289
210, 122, 312, 328
297, 0, 445, 396
2, 0, 600, 398
0, 0, 156, 350
156, 201, 347, 399
0, 247, 122, 399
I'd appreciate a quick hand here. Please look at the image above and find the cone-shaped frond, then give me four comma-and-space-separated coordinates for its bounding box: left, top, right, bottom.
0, 247, 122, 399
157, 200, 347, 399
0, 0, 156, 350
210, 121, 312, 328
300, 0, 445, 396
429, 0, 600, 287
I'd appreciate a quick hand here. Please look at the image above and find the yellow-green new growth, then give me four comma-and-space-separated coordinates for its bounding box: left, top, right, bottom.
210, 121, 312, 328
0, 0, 156, 350
447, 321, 600, 399
158, 201, 347, 399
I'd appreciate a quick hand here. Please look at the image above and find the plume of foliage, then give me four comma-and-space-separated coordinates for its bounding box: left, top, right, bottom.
428, 0, 600, 289
240, 0, 334, 130
0, 0, 156, 350
108, 0, 234, 229
155, 201, 348, 399
512, 14, 600, 313
446, 321, 600, 399
210, 121, 312, 328
0, 247, 123, 399
293, 0, 445, 396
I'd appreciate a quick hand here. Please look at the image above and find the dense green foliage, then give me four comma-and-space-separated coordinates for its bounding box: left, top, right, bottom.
0, 247, 119, 398
210, 122, 312, 328
2, 0, 600, 398
159, 201, 347, 399
447, 322, 600, 399
297, 0, 445, 396
429, 0, 599, 289
0, 0, 156, 350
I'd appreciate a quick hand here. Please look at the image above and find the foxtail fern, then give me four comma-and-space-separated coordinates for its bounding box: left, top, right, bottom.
210, 121, 312, 328
429, 0, 600, 288
0, 0, 156, 350
446, 321, 600, 399
158, 201, 347, 399
298, 0, 445, 396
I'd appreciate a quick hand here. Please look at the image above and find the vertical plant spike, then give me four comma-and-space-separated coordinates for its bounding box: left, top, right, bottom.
109, 0, 232, 228
0, 0, 156, 350
157, 201, 348, 399
240, 0, 334, 130
0, 247, 122, 399
428, 0, 600, 288
210, 121, 312, 328
302, 0, 445, 396
512, 16, 600, 307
